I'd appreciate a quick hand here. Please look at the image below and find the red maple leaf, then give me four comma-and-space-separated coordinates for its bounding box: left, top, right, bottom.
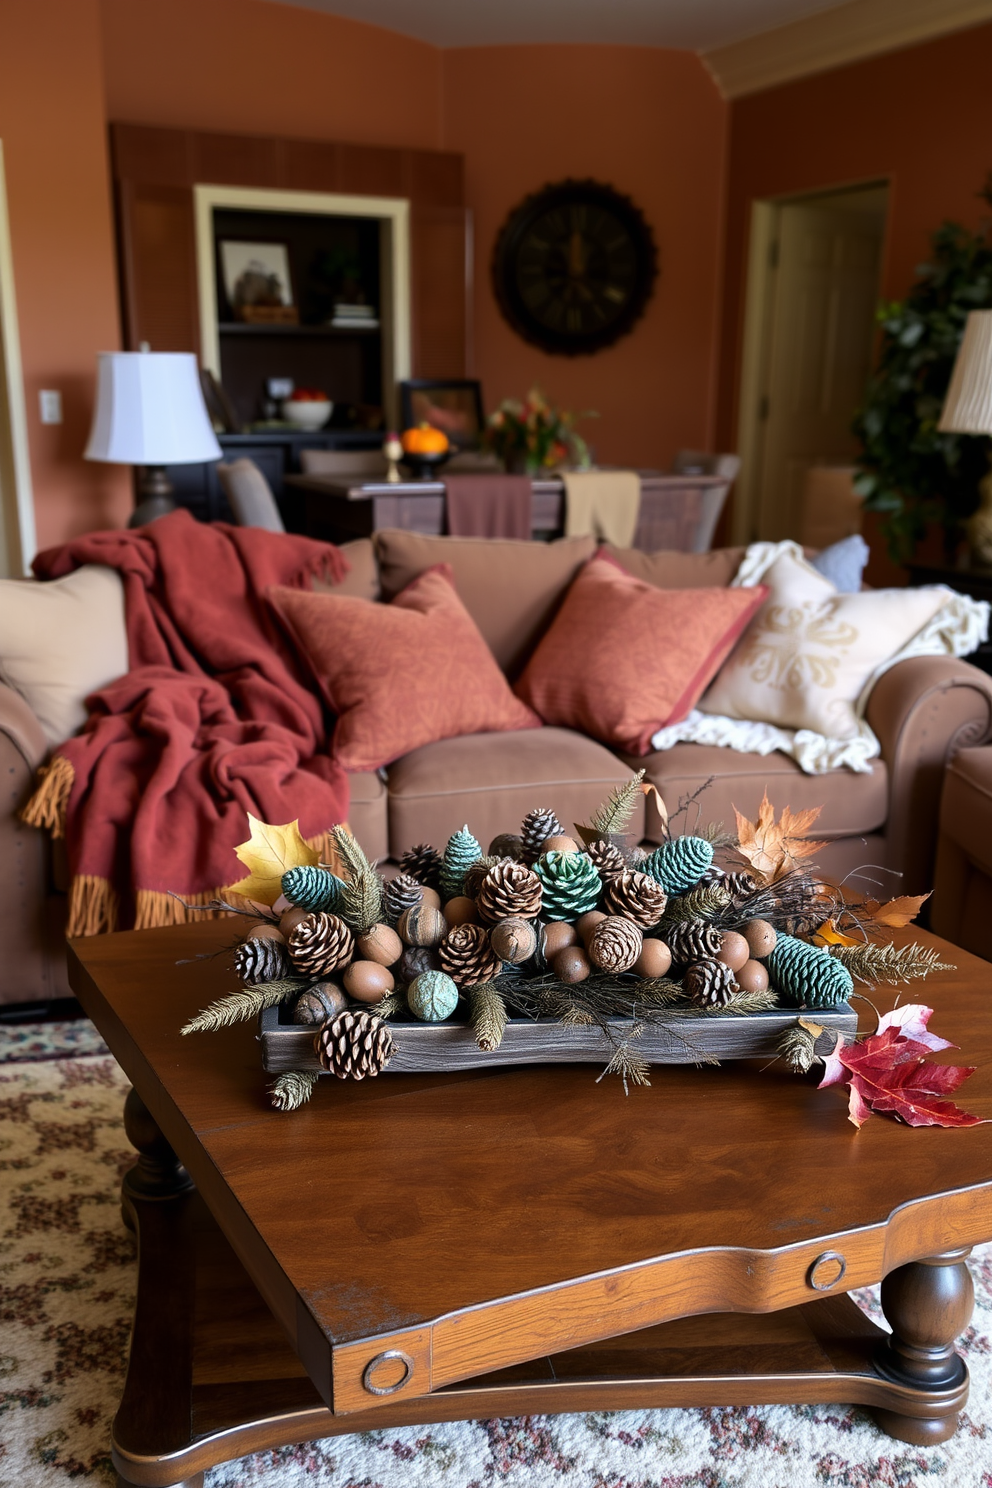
819, 1005, 987, 1130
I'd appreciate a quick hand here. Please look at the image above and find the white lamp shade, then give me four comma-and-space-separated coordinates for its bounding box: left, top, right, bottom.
85, 351, 222, 465
939, 310, 992, 435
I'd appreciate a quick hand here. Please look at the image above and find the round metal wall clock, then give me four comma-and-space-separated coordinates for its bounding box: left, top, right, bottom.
491, 179, 658, 356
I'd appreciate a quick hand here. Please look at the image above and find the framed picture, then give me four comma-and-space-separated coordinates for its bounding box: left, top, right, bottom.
218, 239, 294, 314
400, 379, 484, 449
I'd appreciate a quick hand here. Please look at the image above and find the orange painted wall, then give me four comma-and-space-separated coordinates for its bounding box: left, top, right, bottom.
719, 20, 992, 456
442, 46, 728, 470
99, 0, 443, 149
0, 0, 128, 550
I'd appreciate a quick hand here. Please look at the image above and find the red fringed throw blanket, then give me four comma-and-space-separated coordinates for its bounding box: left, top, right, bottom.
22, 510, 351, 935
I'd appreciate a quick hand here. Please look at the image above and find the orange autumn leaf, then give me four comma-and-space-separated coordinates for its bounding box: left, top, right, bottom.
812, 919, 861, 948
733, 791, 827, 884
861, 893, 931, 929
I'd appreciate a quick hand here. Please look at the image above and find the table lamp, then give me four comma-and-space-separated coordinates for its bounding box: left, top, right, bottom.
85, 349, 222, 527
939, 309, 992, 564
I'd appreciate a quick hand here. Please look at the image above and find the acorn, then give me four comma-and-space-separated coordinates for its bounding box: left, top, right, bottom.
444, 895, 478, 926
744, 919, 778, 958
490, 917, 538, 965
344, 960, 395, 1003
356, 923, 403, 967
554, 945, 591, 983
397, 902, 447, 948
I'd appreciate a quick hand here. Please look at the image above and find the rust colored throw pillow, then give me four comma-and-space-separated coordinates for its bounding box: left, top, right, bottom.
269, 564, 542, 771
514, 553, 768, 755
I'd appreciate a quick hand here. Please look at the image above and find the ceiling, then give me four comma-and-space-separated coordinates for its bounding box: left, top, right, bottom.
264, 0, 852, 52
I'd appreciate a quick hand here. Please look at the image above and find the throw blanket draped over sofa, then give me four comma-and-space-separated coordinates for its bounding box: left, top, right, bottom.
23, 511, 351, 936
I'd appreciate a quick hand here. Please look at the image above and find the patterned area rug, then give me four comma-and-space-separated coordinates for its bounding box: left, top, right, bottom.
1, 1027, 991, 1488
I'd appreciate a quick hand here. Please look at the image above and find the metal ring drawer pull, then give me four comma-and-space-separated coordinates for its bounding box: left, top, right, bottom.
808, 1251, 847, 1291
363, 1349, 415, 1396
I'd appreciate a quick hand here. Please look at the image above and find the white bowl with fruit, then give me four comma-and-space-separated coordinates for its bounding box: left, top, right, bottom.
281, 389, 333, 430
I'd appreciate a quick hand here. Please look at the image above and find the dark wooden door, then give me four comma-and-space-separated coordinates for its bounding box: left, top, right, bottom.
410, 204, 471, 378
116, 180, 199, 354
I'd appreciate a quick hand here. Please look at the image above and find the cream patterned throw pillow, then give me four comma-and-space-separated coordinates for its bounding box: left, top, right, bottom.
699, 546, 951, 739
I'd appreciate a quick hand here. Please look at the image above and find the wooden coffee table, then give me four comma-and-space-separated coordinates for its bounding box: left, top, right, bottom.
68, 920, 992, 1488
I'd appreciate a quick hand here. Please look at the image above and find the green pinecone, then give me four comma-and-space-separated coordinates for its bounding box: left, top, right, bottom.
439, 826, 483, 900
642, 836, 714, 896
767, 933, 854, 1009
534, 851, 602, 921
281, 864, 344, 913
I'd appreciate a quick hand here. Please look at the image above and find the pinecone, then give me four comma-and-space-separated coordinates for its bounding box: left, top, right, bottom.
723, 870, 758, 899
234, 936, 290, 985
604, 870, 668, 928
440, 826, 483, 900
286, 912, 354, 977
383, 873, 424, 923
642, 836, 715, 896
586, 840, 628, 881
698, 865, 726, 886
534, 851, 602, 920
488, 832, 526, 861
477, 861, 543, 923
587, 915, 643, 973
438, 923, 502, 988
281, 864, 343, 913
766, 933, 854, 1009
667, 917, 723, 965
779, 879, 828, 936
397, 944, 442, 986
521, 806, 564, 863
463, 855, 506, 899
399, 843, 443, 891
685, 958, 737, 1007
314, 1009, 394, 1080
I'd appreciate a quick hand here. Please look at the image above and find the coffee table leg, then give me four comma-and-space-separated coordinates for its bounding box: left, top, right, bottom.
872, 1248, 974, 1444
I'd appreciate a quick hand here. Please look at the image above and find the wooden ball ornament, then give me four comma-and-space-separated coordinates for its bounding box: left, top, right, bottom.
735, 958, 769, 993
490, 917, 537, 965
717, 930, 751, 973
343, 960, 395, 1002
397, 902, 447, 948
444, 895, 478, 926
634, 938, 672, 978
398, 944, 441, 985
248, 923, 286, 944
356, 923, 403, 967
488, 832, 525, 860
744, 919, 777, 958
541, 834, 579, 856
418, 886, 443, 913
541, 920, 578, 957
292, 981, 348, 1024
279, 906, 310, 938
408, 970, 459, 1022
576, 910, 607, 945
554, 945, 591, 983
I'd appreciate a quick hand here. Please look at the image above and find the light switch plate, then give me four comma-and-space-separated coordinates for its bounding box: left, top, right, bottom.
39, 390, 62, 424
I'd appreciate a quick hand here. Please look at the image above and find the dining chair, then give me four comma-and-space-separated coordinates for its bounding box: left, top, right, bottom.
216, 458, 285, 532
672, 449, 741, 552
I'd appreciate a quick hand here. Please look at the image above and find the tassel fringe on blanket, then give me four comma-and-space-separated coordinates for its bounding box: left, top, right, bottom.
21, 755, 348, 938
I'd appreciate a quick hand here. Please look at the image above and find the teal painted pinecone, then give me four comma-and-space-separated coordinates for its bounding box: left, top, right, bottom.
439, 826, 483, 900
281, 864, 344, 913
534, 851, 602, 921
642, 836, 714, 896
766, 933, 854, 1009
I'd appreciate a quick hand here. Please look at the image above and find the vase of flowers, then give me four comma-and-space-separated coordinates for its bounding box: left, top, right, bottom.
483, 388, 595, 474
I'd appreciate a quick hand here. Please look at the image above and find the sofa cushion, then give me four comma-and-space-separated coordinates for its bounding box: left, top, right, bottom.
939, 746, 992, 878
386, 727, 645, 858
373, 530, 596, 678
515, 554, 768, 754
603, 544, 746, 589
620, 742, 888, 846
347, 769, 389, 864
0, 565, 128, 748
269, 565, 540, 772
312, 537, 380, 602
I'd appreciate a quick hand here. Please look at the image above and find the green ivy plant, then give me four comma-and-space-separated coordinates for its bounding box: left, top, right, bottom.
853, 187, 992, 562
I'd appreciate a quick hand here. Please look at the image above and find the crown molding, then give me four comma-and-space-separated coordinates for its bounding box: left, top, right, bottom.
702, 0, 992, 99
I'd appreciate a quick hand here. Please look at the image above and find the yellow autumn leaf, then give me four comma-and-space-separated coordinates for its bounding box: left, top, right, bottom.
812, 918, 862, 948
225, 814, 320, 906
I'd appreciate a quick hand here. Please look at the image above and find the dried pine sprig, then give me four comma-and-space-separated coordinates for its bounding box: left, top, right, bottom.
469, 981, 509, 1051
698, 989, 779, 1017
181, 977, 306, 1034
586, 770, 646, 838
827, 941, 955, 985
331, 824, 373, 882
596, 1026, 652, 1094
698, 820, 738, 849
338, 868, 384, 934
660, 884, 732, 928
778, 1021, 822, 1073
269, 1070, 320, 1111
374, 992, 406, 1021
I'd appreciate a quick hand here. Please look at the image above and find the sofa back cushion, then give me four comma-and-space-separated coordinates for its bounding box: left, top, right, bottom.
603, 544, 746, 588
311, 537, 380, 602
0, 565, 128, 747
373, 530, 596, 678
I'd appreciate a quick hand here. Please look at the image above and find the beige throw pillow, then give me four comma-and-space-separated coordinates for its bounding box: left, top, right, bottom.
699, 547, 951, 740
0, 565, 128, 747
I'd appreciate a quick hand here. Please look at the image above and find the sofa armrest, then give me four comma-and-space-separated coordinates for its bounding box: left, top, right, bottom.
866, 656, 992, 893
0, 681, 48, 773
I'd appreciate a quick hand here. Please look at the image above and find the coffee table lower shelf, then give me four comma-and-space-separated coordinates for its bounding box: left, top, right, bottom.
113, 1184, 969, 1488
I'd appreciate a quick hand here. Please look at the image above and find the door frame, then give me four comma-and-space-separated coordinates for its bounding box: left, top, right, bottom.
732, 176, 890, 544
0, 140, 36, 575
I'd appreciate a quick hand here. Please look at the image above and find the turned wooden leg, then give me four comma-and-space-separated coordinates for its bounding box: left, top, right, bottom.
116, 1475, 203, 1488
872, 1248, 974, 1444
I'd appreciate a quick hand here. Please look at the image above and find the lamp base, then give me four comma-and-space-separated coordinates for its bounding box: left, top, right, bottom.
129, 466, 176, 529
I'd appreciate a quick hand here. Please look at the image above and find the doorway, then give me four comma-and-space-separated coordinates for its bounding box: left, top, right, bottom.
733, 181, 889, 544
0, 140, 35, 576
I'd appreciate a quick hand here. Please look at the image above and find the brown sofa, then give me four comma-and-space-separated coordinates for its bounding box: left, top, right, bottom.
4, 529, 992, 1005
932, 746, 992, 959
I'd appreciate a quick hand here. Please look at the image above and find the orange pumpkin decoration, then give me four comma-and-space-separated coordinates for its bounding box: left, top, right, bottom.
401, 422, 449, 455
